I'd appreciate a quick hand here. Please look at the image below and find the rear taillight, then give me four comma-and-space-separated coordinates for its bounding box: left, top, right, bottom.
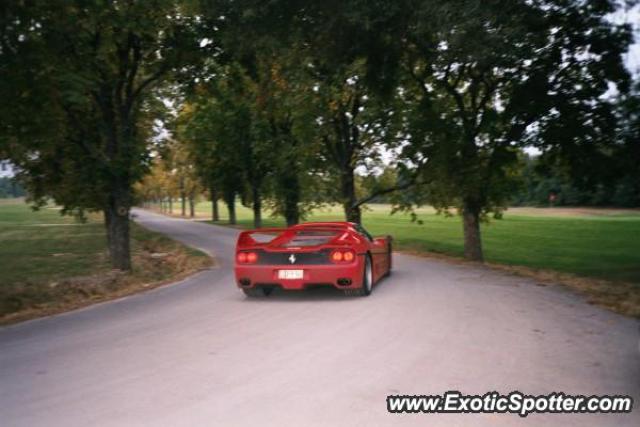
237, 251, 258, 264
330, 249, 356, 263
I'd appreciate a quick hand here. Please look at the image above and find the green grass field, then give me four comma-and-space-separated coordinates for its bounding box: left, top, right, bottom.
181, 201, 640, 283
0, 199, 210, 322
0, 201, 110, 285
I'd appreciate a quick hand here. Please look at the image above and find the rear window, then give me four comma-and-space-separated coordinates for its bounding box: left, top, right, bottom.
281, 230, 339, 247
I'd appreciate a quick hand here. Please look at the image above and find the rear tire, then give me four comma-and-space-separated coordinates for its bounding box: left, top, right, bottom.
345, 255, 372, 297
243, 287, 272, 297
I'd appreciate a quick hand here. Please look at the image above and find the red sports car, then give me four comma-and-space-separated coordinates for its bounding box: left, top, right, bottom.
235, 222, 392, 297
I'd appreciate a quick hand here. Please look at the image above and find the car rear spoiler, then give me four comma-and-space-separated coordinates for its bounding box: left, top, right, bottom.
237, 228, 288, 248
237, 225, 350, 248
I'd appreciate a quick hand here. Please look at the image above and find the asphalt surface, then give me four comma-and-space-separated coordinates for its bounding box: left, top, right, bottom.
1, 209, 638, 426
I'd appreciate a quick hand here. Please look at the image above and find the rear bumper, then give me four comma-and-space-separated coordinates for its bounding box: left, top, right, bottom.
235, 261, 364, 290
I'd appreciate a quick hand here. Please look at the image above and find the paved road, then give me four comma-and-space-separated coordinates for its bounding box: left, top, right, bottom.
1, 209, 638, 426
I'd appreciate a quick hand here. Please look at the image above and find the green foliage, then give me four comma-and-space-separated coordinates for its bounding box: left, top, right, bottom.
0, 1, 204, 268
177, 64, 254, 210
358, 168, 399, 204
513, 153, 640, 208
403, 0, 628, 208
176, 46, 328, 224
304, 58, 404, 221
514, 81, 640, 208
0, 177, 25, 198
2, 0, 196, 204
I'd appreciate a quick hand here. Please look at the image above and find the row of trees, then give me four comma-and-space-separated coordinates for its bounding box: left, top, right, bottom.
513, 152, 640, 207
1, 0, 637, 269
135, 141, 202, 217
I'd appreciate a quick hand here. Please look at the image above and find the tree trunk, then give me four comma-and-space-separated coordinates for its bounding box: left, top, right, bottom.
104, 209, 111, 249
281, 173, 300, 226
225, 191, 236, 225
462, 202, 483, 262
210, 186, 219, 221
168, 198, 173, 214
181, 192, 186, 216
104, 192, 131, 271
345, 204, 361, 224
227, 200, 236, 225
341, 167, 361, 224
283, 194, 299, 225
252, 186, 262, 228
189, 195, 195, 218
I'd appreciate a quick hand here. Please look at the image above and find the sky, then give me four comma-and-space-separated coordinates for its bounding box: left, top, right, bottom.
614, 2, 640, 76
0, 161, 14, 178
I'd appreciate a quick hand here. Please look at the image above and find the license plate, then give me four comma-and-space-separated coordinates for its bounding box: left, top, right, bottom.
278, 269, 304, 280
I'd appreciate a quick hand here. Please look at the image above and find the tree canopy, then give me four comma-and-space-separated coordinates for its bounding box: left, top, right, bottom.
1, 0, 204, 269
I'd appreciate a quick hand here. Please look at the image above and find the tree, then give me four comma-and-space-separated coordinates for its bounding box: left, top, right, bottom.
196, 2, 338, 226
303, 59, 400, 223
200, 0, 423, 225
180, 48, 325, 228
511, 145, 640, 208
178, 69, 250, 225
611, 80, 640, 206
135, 155, 178, 212
228, 0, 631, 259
250, 54, 321, 227
0, 1, 202, 269
175, 103, 222, 221
538, 78, 640, 208
164, 139, 201, 217
399, 0, 631, 261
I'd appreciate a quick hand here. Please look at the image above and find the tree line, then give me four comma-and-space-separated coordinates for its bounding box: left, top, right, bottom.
512, 153, 640, 207
1, 0, 637, 270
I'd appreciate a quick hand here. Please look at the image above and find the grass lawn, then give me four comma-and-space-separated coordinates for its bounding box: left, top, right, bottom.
169, 201, 640, 284
0, 199, 211, 323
